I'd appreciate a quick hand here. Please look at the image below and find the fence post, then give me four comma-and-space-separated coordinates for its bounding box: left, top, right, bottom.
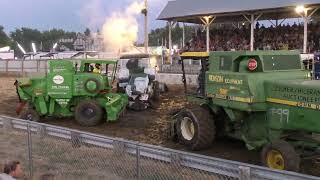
27, 123, 34, 178
36, 60, 39, 72
21, 59, 25, 76
136, 145, 141, 180
239, 166, 251, 180
5, 60, 9, 76
45, 60, 48, 75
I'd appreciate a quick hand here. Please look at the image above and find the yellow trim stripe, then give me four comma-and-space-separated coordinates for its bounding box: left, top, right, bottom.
231, 96, 253, 103
207, 94, 253, 103
180, 52, 209, 57
267, 98, 320, 110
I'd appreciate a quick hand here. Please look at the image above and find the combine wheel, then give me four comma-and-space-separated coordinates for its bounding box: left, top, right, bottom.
176, 106, 215, 151
152, 81, 160, 101
75, 100, 104, 126
19, 108, 41, 122
261, 140, 300, 172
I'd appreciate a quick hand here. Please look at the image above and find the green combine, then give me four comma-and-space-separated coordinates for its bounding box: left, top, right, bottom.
171, 51, 320, 171
15, 59, 128, 126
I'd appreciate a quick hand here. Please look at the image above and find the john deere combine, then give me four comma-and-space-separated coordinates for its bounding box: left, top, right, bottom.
171, 51, 320, 171
15, 59, 128, 126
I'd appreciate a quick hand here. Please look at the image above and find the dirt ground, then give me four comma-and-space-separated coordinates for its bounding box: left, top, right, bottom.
0, 75, 319, 177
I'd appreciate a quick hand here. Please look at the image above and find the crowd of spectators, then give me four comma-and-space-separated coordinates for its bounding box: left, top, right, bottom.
184, 21, 320, 53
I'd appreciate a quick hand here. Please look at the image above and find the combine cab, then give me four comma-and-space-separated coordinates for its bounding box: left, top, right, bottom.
15, 59, 128, 126
117, 54, 159, 111
171, 51, 320, 171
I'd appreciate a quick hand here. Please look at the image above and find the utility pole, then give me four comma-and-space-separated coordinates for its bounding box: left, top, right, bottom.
143, 0, 148, 53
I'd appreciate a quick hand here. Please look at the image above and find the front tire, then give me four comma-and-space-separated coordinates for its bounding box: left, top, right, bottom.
261, 140, 300, 172
75, 100, 104, 126
19, 108, 41, 122
176, 106, 215, 151
152, 81, 160, 101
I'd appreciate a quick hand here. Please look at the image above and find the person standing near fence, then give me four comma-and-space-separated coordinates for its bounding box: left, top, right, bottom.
0, 161, 23, 180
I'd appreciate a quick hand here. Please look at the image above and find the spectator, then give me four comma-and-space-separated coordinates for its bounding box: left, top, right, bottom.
184, 21, 320, 53
0, 161, 23, 180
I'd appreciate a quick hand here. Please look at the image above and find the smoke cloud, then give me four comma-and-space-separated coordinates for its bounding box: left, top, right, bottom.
101, 1, 144, 52
79, 0, 147, 52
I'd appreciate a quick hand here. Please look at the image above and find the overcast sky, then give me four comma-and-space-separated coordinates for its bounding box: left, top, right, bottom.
0, 0, 168, 41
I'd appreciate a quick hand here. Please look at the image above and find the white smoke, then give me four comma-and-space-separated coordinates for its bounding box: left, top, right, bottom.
79, 0, 146, 52
101, 1, 144, 52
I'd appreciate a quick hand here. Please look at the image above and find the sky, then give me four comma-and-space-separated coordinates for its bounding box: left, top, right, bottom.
0, 0, 168, 42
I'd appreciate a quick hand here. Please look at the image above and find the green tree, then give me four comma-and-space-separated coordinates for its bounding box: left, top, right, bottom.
149, 23, 196, 48
10, 27, 42, 52
84, 28, 91, 37
0, 26, 11, 47
10, 27, 77, 53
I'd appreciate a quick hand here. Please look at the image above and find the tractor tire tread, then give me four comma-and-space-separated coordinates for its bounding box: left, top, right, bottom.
177, 105, 215, 151
261, 140, 300, 172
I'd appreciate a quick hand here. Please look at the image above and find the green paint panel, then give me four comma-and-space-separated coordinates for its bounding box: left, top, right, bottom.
16, 59, 128, 123
185, 50, 320, 151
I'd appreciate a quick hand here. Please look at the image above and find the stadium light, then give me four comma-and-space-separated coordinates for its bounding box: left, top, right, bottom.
53, 43, 58, 49
17, 42, 26, 54
295, 5, 306, 14
203, 15, 213, 24
32, 43, 37, 53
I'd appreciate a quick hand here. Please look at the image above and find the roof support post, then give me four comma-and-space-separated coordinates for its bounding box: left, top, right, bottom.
303, 16, 309, 53
297, 7, 318, 53
182, 23, 185, 48
168, 21, 176, 64
206, 25, 210, 52
200, 16, 216, 52
243, 13, 262, 51
250, 14, 255, 51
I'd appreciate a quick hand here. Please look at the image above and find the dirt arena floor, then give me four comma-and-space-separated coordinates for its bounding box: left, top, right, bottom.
0, 75, 319, 176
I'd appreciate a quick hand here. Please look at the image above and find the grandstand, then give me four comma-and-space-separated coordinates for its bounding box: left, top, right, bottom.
158, 0, 320, 59
184, 21, 320, 52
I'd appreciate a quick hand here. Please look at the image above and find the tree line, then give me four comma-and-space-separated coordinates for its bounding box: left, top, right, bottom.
148, 23, 196, 47
0, 26, 93, 56
0, 23, 198, 55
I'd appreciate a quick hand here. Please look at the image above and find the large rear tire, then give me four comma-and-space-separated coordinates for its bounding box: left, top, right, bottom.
19, 108, 41, 122
75, 100, 104, 126
176, 106, 215, 151
261, 140, 300, 172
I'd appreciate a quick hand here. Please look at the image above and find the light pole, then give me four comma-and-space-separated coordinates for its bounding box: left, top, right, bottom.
142, 0, 148, 53
296, 5, 309, 54
295, 5, 319, 54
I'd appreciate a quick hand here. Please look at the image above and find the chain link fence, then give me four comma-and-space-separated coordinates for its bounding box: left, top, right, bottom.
0, 116, 319, 180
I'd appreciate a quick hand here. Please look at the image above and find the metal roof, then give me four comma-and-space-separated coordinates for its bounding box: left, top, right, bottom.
158, 0, 320, 23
